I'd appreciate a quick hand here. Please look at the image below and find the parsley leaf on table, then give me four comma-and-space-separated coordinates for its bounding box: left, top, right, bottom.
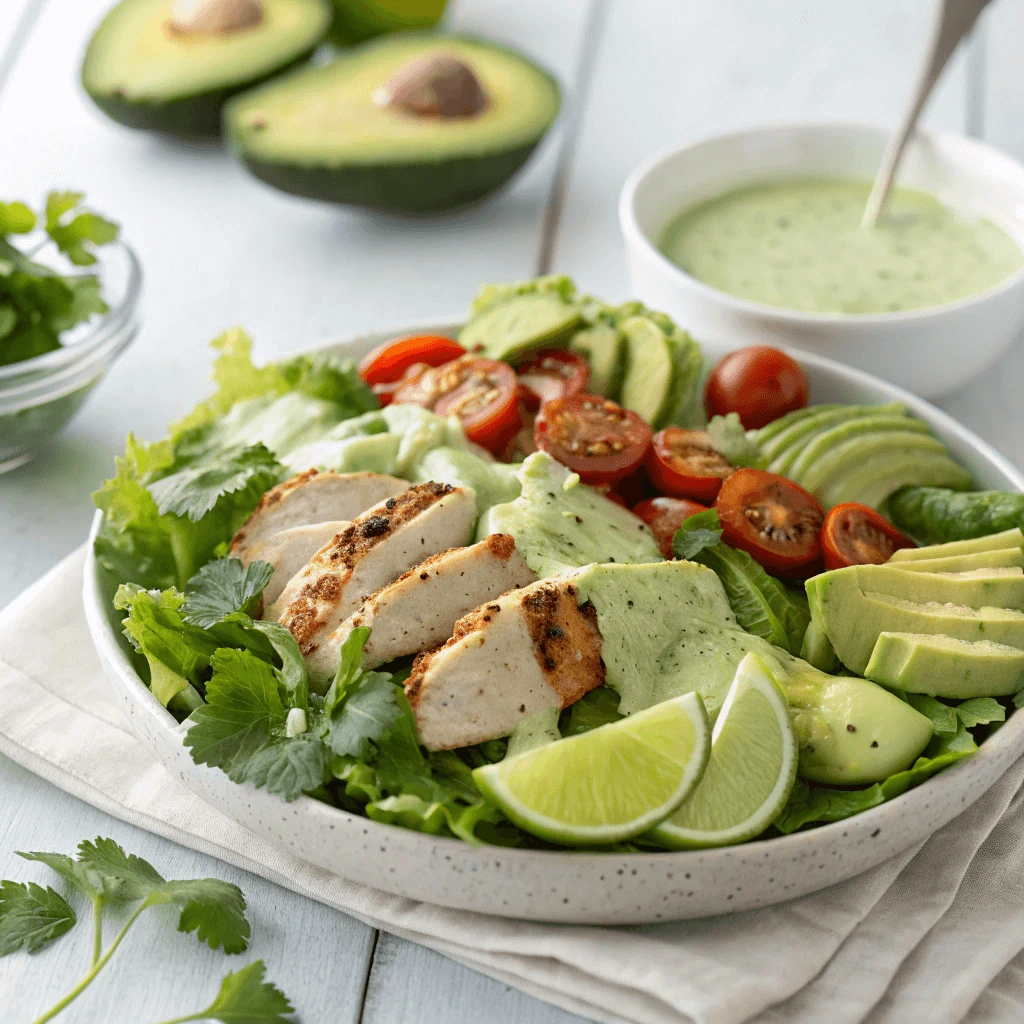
0, 880, 76, 955
178, 959, 294, 1024
182, 557, 274, 629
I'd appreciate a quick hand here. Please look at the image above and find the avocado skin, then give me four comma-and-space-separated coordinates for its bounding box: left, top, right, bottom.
229, 139, 544, 213
82, 47, 321, 139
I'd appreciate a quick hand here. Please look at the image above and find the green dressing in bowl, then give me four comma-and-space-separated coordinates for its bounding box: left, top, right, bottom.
660, 177, 1024, 315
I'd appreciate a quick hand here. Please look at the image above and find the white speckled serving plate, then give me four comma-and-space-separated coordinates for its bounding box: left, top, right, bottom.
84, 319, 1024, 924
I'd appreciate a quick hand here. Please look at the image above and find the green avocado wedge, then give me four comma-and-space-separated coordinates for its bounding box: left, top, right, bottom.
82, 0, 332, 137
885, 548, 1024, 574
890, 527, 1024, 562
224, 34, 560, 213
823, 563, 1024, 611
864, 632, 1024, 698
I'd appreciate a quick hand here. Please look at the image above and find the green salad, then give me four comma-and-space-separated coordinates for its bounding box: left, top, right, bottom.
92, 276, 1024, 850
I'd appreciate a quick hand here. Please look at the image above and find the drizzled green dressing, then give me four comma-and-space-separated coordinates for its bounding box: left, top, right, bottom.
660, 177, 1023, 315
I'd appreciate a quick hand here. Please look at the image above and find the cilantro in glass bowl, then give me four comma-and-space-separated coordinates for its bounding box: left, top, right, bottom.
0, 192, 140, 473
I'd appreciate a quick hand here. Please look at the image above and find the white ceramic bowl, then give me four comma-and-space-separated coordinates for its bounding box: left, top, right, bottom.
84, 319, 1024, 924
620, 122, 1024, 398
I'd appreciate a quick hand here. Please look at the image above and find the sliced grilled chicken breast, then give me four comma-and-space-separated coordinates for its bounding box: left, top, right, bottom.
406, 577, 605, 750
230, 469, 407, 557
273, 483, 476, 659
239, 521, 349, 610
306, 534, 537, 682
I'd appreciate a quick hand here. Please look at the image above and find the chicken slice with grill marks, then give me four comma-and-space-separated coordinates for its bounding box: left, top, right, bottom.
272, 482, 476, 662
229, 469, 407, 558
405, 577, 605, 751
305, 533, 537, 683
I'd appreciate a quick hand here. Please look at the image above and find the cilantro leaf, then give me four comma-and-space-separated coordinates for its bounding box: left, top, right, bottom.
248, 620, 308, 708
17, 851, 109, 901
0, 201, 35, 235
0, 881, 76, 955
239, 732, 327, 802
148, 444, 281, 521
44, 190, 119, 266
956, 697, 1006, 728
185, 649, 288, 770
672, 509, 724, 560
144, 878, 249, 954
190, 959, 294, 1023
325, 672, 404, 760
75, 837, 165, 902
183, 557, 274, 629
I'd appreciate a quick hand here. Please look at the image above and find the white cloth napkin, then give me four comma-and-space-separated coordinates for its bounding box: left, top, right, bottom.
3, 548, 1024, 1024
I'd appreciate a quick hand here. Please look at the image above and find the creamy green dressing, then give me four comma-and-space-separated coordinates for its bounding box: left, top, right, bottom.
660, 178, 1023, 315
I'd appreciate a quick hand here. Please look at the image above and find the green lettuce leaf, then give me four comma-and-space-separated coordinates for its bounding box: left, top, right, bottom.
889, 487, 1019, 543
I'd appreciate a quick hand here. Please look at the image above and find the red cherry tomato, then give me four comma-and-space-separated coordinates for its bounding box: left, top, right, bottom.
358, 334, 466, 387
821, 503, 916, 571
516, 350, 590, 410
714, 468, 824, 576
633, 497, 709, 559
705, 346, 809, 429
645, 427, 733, 502
394, 355, 521, 454
534, 393, 652, 486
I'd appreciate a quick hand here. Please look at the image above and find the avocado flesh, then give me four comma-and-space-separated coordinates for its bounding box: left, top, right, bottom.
570, 561, 931, 784
885, 548, 1024, 574
479, 452, 662, 578
618, 316, 674, 427
822, 451, 972, 510
890, 527, 1024, 562
224, 34, 560, 213
807, 570, 1024, 674
82, 0, 331, 136
459, 293, 582, 363
568, 322, 625, 399
865, 632, 1024, 698
831, 563, 1024, 611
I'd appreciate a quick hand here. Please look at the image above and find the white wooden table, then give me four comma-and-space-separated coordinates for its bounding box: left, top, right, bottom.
1, 1, 1022, 1020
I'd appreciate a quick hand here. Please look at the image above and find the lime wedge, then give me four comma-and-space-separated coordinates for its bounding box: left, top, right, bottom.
473, 692, 710, 846
646, 653, 797, 849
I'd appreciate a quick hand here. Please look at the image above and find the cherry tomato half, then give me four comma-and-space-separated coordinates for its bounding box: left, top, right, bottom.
358, 334, 466, 387
534, 393, 652, 486
822, 503, 916, 571
394, 355, 521, 454
714, 468, 824, 576
516, 350, 590, 411
645, 427, 733, 502
633, 497, 709, 559
705, 346, 809, 429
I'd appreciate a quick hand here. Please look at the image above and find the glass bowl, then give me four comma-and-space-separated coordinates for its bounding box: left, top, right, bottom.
0, 240, 141, 474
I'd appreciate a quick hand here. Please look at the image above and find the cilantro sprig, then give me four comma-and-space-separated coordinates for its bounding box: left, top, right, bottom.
0, 191, 119, 367
0, 836, 293, 1023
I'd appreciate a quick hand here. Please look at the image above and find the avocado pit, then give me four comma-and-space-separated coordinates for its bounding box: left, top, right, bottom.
374, 53, 489, 119
168, 0, 263, 36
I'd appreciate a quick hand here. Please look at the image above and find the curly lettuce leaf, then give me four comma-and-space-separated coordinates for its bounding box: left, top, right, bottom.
469, 274, 577, 315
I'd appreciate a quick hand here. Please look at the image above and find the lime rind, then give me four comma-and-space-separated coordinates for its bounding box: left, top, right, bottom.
472, 692, 711, 846
646, 653, 798, 849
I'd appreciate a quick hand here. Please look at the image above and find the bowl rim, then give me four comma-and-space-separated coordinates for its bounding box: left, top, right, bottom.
0, 239, 142, 384
84, 315, 1024, 867
619, 120, 1024, 326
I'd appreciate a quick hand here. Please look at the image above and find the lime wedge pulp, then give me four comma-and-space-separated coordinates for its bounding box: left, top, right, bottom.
472, 692, 710, 846
646, 652, 798, 849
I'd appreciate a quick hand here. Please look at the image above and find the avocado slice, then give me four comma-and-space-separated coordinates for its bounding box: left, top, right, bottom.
459, 293, 582, 363
224, 34, 560, 213
826, 563, 1024, 611
864, 632, 1024, 698
878, 547, 1024, 574
569, 561, 931, 784
82, 0, 331, 137
800, 617, 839, 672
479, 451, 662, 578
807, 571, 1024, 674
618, 316, 675, 427
568, 322, 625, 399
822, 451, 973, 510
890, 527, 1024, 562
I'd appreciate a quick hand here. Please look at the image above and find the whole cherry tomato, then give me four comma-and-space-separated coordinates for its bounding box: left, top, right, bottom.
705, 346, 808, 429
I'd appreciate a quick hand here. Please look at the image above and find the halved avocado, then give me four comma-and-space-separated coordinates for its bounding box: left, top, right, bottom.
223, 34, 560, 214
82, 0, 332, 137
